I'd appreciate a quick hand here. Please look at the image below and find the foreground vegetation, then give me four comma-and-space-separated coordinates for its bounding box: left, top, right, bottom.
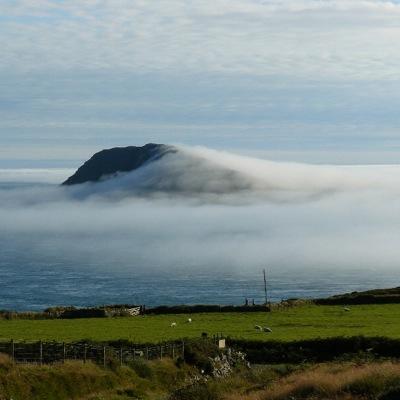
2, 292, 400, 399
221, 361, 400, 400
0, 333, 399, 399
0, 304, 400, 342
0, 353, 196, 400
2, 351, 400, 400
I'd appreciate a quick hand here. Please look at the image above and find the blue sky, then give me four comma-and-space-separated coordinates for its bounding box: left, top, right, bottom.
1, 0, 400, 166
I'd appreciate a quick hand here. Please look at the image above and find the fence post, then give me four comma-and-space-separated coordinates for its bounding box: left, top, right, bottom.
146, 347, 149, 360
160, 345, 163, 360
10, 339, 14, 362
181, 340, 185, 359
172, 344, 175, 359
132, 347, 135, 360
84, 344, 87, 363
63, 342, 66, 363
103, 346, 106, 368
120, 348, 123, 366
39, 341, 43, 365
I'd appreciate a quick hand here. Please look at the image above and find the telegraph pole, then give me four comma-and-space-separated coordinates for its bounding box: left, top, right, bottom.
263, 269, 268, 305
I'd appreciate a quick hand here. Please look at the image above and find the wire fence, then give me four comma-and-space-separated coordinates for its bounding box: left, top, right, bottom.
0, 340, 185, 366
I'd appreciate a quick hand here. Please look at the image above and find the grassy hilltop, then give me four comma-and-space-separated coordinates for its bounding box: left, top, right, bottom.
0, 303, 400, 342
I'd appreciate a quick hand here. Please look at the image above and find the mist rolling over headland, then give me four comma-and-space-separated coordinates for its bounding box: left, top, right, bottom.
1, 145, 400, 310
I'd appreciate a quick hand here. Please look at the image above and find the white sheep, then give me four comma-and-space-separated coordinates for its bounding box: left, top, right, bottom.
170, 322, 177, 327
187, 318, 192, 323
343, 307, 351, 312
263, 327, 272, 333
255, 325, 262, 331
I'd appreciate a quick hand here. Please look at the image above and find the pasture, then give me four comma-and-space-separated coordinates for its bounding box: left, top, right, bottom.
1, 304, 400, 343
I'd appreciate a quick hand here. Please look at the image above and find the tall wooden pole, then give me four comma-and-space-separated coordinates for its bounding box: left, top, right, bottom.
39, 341, 43, 365
263, 269, 268, 305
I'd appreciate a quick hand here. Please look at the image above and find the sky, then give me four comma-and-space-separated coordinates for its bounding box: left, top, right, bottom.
1, 0, 400, 167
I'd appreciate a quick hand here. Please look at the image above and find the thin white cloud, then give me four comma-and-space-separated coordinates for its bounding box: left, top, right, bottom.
1, 0, 400, 79
0, 168, 72, 183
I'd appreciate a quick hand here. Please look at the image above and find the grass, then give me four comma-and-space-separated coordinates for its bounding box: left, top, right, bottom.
0, 353, 130, 399
0, 354, 194, 400
166, 360, 400, 400
223, 361, 400, 400
2, 350, 400, 400
1, 304, 400, 343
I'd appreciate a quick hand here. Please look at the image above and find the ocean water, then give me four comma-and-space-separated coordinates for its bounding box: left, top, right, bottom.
0, 259, 399, 311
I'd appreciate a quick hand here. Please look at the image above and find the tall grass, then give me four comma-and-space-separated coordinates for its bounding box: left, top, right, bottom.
225, 361, 400, 400
0, 353, 194, 400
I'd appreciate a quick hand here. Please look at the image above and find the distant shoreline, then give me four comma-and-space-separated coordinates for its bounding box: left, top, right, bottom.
2, 286, 400, 318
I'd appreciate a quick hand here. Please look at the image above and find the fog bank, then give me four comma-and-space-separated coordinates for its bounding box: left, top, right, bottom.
1, 146, 400, 274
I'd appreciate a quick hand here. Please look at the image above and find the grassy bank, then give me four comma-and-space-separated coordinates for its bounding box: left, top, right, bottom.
0, 354, 194, 400
214, 361, 400, 400
1, 343, 400, 399
315, 286, 400, 305
2, 355, 399, 400
0, 304, 399, 342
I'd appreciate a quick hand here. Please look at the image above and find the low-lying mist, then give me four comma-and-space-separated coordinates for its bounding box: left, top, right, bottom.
2, 146, 400, 275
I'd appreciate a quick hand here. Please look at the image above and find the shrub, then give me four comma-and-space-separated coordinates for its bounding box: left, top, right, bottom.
127, 359, 153, 379
229, 336, 400, 364
184, 339, 220, 374
60, 308, 106, 319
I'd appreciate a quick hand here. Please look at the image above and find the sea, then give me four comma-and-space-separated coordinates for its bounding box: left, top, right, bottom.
0, 257, 399, 312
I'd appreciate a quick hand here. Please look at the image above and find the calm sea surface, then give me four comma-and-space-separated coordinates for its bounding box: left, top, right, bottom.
0, 261, 399, 311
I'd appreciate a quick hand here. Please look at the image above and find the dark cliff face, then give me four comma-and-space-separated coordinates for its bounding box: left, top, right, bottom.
63, 143, 174, 185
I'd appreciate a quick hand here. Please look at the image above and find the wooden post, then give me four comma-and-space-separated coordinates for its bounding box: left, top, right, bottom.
103, 346, 106, 368
133, 347, 135, 360
120, 348, 123, 366
181, 341, 185, 359
160, 345, 163, 360
84, 344, 87, 363
63, 342, 66, 363
146, 347, 149, 360
172, 344, 175, 359
263, 269, 268, 306
10, 340, 14, 362
39, 341, 43, 365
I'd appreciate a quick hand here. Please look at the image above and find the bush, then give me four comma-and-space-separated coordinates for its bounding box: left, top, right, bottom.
184, 339, 220, 374
127, 359, 153, 379
229, 336, 400, 364
146, 304, 268, 315
60, 308, 106, 319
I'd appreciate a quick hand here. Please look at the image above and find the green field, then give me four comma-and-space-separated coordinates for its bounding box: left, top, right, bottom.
1, 304, 400, 343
